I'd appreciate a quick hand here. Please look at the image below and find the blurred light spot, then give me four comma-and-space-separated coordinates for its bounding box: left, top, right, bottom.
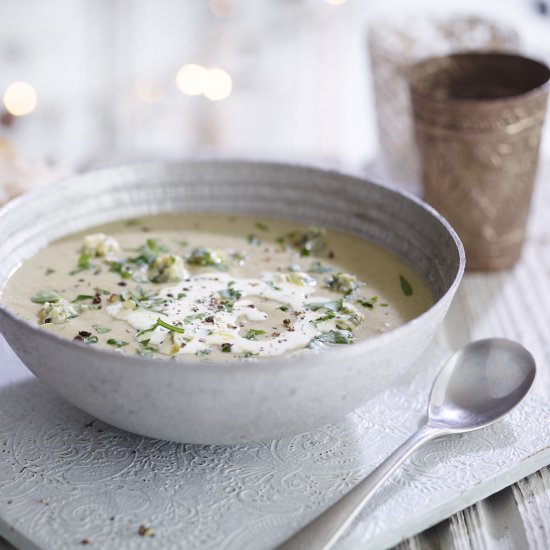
135, 81, 164, 104
209, 0, 233, 18
203, 68, 232, 101
176, 64, 208, 96
326, 0, 347, 5
3, 81, 37, 116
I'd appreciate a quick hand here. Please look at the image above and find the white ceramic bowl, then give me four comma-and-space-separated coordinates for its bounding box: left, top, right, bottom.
0, 161, 464, 444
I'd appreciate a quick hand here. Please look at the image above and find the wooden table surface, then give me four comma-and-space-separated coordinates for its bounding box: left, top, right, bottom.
1, 162, 549, 550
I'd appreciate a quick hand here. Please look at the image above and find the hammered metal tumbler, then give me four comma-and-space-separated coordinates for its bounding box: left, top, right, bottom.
410, 52, 550, 270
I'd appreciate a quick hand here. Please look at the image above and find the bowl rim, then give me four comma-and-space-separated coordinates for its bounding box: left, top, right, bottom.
0, 158, 465, 372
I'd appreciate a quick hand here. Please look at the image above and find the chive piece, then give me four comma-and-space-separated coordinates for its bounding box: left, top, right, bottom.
45, 268, 55, 276
314, 311, 336, 325
244, 329, 266, 340
107, 338, 129, 347
221, 342, 233, 353
93, 324, 111, 334
380, 303, 390, 307
136, 318, 185, 337
72, 294, 95, 303
83, 335, 99, 344
278, 305, 289, 312
255, 222, 269, 231
247, 234, 262, 246
356, 296, 378, 309
31, 290, 61, 304
399, 275, 413, 296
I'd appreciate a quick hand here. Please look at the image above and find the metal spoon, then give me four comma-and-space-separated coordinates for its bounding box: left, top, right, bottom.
278, 338, 536, 550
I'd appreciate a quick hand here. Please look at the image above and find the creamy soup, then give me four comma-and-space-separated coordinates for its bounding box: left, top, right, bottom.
0, 214, 433, 361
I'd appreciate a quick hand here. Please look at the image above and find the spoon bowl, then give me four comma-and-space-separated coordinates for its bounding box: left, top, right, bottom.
428, 338, 536, 432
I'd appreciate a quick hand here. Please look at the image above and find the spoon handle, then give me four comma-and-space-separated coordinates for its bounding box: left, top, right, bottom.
278, 424, 443, 550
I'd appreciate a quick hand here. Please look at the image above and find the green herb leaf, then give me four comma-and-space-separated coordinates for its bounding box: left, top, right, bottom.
278, 305, 289, 312
313, 311, 336, 325
183, 313, 206, 324
399, 275, 413, 296
136, 317, 186, 337
45, 268, 55, 276
70, 253, 94, 275
31, 290, 61, 304
82, 335, 98, 344
244, 329, 266, 340
255, 222, 269, 231
307, 297, 344, 312
309, 330, 353, 347
247, 234, 262, 246
93, 324, 111, 334
107, 338, 129, 348
356, 296, 378, 309
221, 342, 233, 353
72, 294, 95, 303
124, 218, 141, 226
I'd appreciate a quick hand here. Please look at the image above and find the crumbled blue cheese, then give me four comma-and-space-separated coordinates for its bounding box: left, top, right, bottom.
324, 271, 359, 295
148, 254, 189, 283
38, 299, 80, 324
82, 233, 120, 258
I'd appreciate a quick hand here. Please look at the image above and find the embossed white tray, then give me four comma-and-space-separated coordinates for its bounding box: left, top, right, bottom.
1, 334, 550, 550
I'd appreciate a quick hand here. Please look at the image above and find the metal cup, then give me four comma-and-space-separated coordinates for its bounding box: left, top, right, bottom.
410, 52, 550, 270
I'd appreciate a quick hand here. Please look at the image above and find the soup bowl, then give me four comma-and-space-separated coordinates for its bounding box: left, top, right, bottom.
0, 160, 464, 444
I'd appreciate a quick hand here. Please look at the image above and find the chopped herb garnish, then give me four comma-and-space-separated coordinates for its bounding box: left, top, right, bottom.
72, 294, 95, 303
196, 349, 212, 357
69, 253, 95, 276
187, 247, 228, 271
244, 329, 266, 340
278, 305, 290, 312
247, 234, 262, 246
31, 290, 61, 304
266, 280, 282, 291
124, 218, 141, 226
136, 317, 186, 337
309, 330, 353, 347
242, 351, 259, 359
220, 342, 233, 353
314, 311, 336, 325
284, 226, 327, 257
255, 222, 269, 231
380, 303, 390, 307
308, 261, 333, 274
82, 335, 98, 344
307, 297, 344, 312
183, 313, 206, 324
218, 287, 242, 312
107, 338, 129, 348
177, 292, 187, 299
93, 324, 111, 334
45, 268, 55, 276
356, 296, 378, 309
399, 275, 413, 296
74, 331, 99, 345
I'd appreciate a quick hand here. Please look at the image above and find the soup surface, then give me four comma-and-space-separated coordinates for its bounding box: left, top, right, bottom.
1, 214, 433, 361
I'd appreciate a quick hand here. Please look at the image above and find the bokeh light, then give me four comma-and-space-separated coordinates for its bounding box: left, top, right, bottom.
176, 64, 208, 96
3, 81, 37, 116
203, 68, 232, 101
